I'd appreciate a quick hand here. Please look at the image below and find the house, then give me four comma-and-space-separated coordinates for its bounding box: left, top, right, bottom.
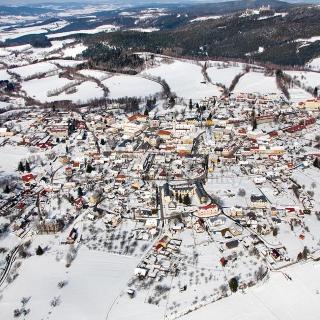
37, 219, 64, 234
298, 99, 320, 110
74, 197, 84, 210
0, 127, 14, 137
134, 267, 148, 278
230, 206, 244, 217
250, 194, 268, 208
158, 130, 172, 140
196, 204, 219, 218
128, 113, 148, 122
22, 173, 36, 184
225, 239, 239, 249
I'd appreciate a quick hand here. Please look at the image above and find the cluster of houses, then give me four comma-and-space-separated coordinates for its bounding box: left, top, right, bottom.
0, 89, 319, 289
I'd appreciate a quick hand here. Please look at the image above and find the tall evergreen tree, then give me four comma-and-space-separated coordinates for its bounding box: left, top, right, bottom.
314, 87, 318, 97
183, 194, 191, 206
18, 161, 25, 172
78, 187, 84, 197
36, 245, 44, 255
25, 161, 31, 172
4, 184, 10, 193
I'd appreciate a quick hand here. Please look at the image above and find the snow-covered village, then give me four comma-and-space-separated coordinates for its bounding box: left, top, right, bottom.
1, 1, 320, 320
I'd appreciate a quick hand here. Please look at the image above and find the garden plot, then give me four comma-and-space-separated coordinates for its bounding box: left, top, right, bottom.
81, 219, 154, 258
259, 186, 300, 207
233, 71, 280, 94
102, 75, 162, 99
142, 60, 222, 100
10, 62, 59, 80
284, 70, 320, 89
292, 167, 320, 210
205, 173, 260, 208
21, 75, 104, 104
207, 62, 244, 88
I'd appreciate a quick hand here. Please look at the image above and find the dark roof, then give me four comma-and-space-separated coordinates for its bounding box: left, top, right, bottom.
226, 240, 239, 249
250, 195, 267, 202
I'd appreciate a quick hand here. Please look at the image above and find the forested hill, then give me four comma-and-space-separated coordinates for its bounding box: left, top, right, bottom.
84, 4, 320, 66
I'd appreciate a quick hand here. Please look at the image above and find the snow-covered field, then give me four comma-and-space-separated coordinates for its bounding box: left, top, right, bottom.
128, 28, 160, 32
288, 86, 313, 103
3, 241, 317, 320
307, 57, 320, 71
285, 70, 320, 89
0, 144, 31, 175
102, 75, 162, 99
0, 47, 11, 57
50, 59, 84, 68
143, 60, 222, 100
47, 24, 119, 39
62, 43, 87, 58
78, 69, 111, 81
0, 246, 139, 320
207, 62, 244, 88
233, 71, 281, 94
0, 69, 11, 81
296, 36, 320, 44
182, 262, 320, 320
0, 21, 69, 42
190, 15, 222, 22
10, 62, 58, 79
21, 75, 104, 104
27, 39, 75, 60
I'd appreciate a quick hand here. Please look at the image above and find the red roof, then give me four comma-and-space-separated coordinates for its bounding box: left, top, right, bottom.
269, 130, 278, 137
128, 114, 147, 122
22, 174, 35, 182
200, 204, 217, 210
158, 130, 171, 136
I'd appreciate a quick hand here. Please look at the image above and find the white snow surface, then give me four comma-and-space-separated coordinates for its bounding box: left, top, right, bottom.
21, 75, 104, 104
307, 57, 320, 71
0, 145, 30, 174
0, 69, 11, 80
182, 262, 320, 320
102, 75, 162, 99
0, 247, 139, 320
233, 71, 281, 94
62, 43, 88, 58
47, 24, 119, 39
78, 69, 111, 81
10, 62, 58, 79
207, 63, 244, 88
285, 70, 320, 89
143, 60, 222, 100
190, 15, 222, 22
